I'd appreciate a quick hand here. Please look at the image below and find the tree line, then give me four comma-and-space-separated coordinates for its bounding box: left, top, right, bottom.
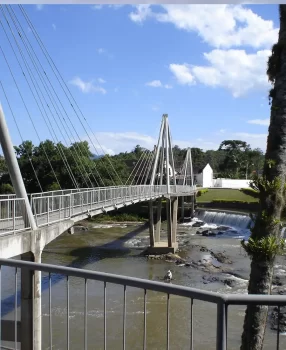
0, 139, 264, 194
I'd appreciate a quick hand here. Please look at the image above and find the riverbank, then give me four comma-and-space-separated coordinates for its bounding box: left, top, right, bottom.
2, 212, 284, 349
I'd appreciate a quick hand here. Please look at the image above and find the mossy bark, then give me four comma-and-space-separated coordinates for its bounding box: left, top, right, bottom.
241, 5, 286, 350
241, 259, 274, 350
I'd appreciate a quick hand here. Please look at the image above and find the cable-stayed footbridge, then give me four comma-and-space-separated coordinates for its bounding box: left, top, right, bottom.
0, 5, 197, 349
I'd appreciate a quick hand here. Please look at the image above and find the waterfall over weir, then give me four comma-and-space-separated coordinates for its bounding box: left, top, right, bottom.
196, 210, 252, 230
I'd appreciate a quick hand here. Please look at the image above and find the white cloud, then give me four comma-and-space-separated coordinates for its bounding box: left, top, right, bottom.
129, 5, 278, 49
169, 64, 195, 86
146, 80, 173, 89
130, 5, 277, 97
91, 131, 157, 155
87, 128, 267, 156
98, 78, 106, 84
129, 5, 153, 23
36, 4, 44, 11
146, 80, 162, 87
69, 77, 106, 94
91, 5, 103, 10
247, 118, 269, 126
88, 130, 221, 155
97, 48, 105, 54
233, 132, 267, 150
92, 5, 124, 11
169, 49, 270, 97
52, 23, 56, 31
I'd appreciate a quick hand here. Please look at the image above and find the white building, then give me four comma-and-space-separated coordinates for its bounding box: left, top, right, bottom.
194, 164, 214, 187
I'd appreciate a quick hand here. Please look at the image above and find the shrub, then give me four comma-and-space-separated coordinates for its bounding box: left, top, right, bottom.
240, 188, 260, 198
197, 189, 209, 197
0, 183, 14, 194
212, 199, 250, 204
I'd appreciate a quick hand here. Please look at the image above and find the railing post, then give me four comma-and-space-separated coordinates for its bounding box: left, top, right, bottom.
69, 195, 72, 218
216, 302, 227, 350
59, 196, 62, 221
47, 197, 50, 226
13, 199, 15, 233
34, 199, 38, 227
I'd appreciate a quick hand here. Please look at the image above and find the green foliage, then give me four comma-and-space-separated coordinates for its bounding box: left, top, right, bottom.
267, 43, 283, 85
0, 183, 14, 194
211, 199, 255, 204
241, 236, 285, 261
240, 188, 260, 198
250, 175, 282, 196
0, 138, 265, 193
217, 141, 264, 179
91, 213, 147, 222
197, 189, 209, 196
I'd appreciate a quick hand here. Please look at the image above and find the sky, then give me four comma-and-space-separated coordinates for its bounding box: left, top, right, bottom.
0, 4, 280, 156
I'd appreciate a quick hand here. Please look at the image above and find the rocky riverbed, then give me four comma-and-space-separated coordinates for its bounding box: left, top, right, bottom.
73, 216, 286, 335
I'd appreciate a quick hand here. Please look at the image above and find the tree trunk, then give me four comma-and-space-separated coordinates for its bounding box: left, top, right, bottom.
241, 5, 286, 350
241, 259, 274, 350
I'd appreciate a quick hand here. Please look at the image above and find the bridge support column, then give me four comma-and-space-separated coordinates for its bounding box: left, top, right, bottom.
154, 198, 162, 243
21, 249, 42, 350
146, 197, 178, 254
181, 196, 185, 223
190, 195, 195, 217
171, 197, 178, 245
148, 200, 155, 246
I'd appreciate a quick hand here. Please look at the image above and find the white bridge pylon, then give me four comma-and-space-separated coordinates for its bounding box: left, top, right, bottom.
150, 114, 177, 194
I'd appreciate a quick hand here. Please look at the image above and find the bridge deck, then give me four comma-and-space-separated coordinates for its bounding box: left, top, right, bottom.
0, 185, 196, 236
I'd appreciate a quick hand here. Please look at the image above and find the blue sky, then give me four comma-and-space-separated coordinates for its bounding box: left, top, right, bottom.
0, 4, 280, 155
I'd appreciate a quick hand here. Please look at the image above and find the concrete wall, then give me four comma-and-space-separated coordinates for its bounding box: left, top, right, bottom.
213, 178, 251, 188
196, 164, 214, 187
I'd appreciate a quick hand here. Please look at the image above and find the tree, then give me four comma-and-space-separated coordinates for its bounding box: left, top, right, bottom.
219, 140, 251, 178
240, 6, 286, 349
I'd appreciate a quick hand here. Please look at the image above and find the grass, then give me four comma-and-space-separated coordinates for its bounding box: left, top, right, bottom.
196, 188, 259, 203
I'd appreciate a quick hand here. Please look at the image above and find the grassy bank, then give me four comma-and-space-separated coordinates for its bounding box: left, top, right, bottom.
196, 188, 259, 203
196, 188, 259, 212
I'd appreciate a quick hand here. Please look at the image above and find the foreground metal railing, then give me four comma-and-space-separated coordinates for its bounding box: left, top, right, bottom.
0, 258, 284, 350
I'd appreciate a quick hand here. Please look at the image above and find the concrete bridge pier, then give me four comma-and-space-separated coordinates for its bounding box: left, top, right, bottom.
21, 248, 42, 350
180, 196, 185, 223
191, 194, 196, 217
147, 197, 178, 254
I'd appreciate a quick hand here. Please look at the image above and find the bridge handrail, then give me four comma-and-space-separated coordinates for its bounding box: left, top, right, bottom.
0, 257, 283, 350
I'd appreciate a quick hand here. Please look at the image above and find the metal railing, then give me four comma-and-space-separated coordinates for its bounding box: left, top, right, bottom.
0, 258, 284, 349
0, 185, 196, 235
30, 185, 195, 228
0, 198, 30, 235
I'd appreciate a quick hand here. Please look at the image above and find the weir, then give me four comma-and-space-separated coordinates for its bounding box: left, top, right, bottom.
196, 209, 252, 229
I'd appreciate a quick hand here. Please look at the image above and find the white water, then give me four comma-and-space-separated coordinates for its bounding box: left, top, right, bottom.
196, 210, 252, 230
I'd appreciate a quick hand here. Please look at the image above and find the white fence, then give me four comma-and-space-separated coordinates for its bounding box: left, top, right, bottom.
213, 179, 251, 189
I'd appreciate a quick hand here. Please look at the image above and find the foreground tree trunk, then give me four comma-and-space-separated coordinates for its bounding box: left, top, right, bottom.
241, 5, 286, 350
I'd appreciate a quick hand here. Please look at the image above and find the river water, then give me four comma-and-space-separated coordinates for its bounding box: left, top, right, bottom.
2, 210, 286, 349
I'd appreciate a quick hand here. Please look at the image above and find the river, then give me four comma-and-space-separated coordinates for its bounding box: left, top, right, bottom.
1, 210, 286, 349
